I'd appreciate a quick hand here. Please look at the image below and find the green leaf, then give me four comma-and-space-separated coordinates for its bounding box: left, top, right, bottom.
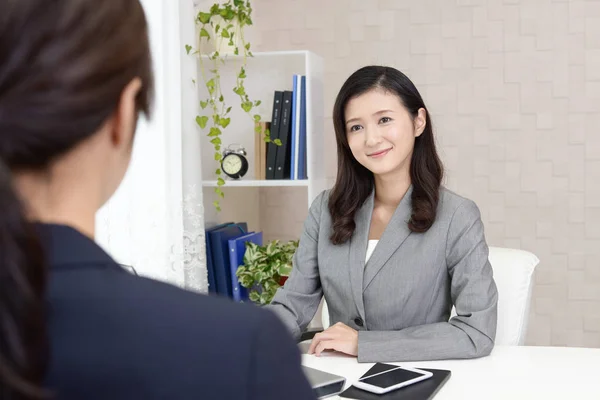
213, 200, 220, 208
198, 12, 211, 24
221, 29, 230, 38
209, 127, 221, 137
192, 79, 196, 84
215, 169, 221, 175
278, 263, 292, 276
238, 68, 247, 79
200, 27, 210, 38
200, 100, 208, 109
185, 44, 192, 54
253, 114, 261, 122
219, 95, 224, 102
226, 106, 232, 113
249, 291, 260, 303
215, 24, 221, 34
219, 117, 231, 128
254, 100, 262, 106
207, 78, 216, 89
214, 152, 222, 161
238, 275, 253, 288
233, 86, 245, 96
217, 178, 226, 186
195, 116, 209, 129
210, 137, 222, 145
245, 42, 251, 51
274, 138, 282, 146
236, 266, 247, 279
259, 291, 272, 305
234, 0, 243, 7
263, 280, 274, 292
234, 47, 239, 55
241, 101, 252, 112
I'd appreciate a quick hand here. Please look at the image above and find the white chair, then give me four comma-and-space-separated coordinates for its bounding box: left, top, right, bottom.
485, 246, 539, 345
316, 247, 539, 346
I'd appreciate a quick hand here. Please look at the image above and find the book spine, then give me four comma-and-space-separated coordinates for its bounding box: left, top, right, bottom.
274, 90, 293, 179
266, 91, 283, 180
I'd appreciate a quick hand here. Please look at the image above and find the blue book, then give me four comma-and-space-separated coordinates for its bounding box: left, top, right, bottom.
290, 74, 301, 180
204, 222, 233, 294
208, 222, 248, 298
228, 231, 263, 302
298, 75, 307, 179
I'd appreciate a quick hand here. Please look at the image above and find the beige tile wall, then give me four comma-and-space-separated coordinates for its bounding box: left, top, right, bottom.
249, 0, 600, 347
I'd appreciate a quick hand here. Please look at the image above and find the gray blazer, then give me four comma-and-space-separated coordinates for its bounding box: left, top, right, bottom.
267, 186, 498, 363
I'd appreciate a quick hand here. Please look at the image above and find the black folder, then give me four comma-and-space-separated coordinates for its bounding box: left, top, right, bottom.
340, 363, 451, 400
266, 91, 283, 179
273, 90, 293, 179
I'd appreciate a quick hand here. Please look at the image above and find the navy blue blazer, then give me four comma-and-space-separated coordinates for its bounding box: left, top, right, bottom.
40, 224, 315, 399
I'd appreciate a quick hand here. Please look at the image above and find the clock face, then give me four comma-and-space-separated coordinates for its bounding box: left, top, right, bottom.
222, 154, 243, 175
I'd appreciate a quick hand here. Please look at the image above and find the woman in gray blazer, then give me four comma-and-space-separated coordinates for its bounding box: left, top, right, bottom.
267, 65, 498, 363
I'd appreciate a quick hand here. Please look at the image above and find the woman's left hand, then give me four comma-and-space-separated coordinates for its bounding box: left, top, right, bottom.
308, 322, 358, 357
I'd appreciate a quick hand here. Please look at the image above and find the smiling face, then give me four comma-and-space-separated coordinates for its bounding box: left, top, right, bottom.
344, 88, 427, 178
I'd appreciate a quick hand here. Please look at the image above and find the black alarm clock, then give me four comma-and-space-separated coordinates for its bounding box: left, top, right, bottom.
221, 144, 248, 179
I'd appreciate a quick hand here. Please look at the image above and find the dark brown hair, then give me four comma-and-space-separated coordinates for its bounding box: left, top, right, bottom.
0, 0, 153, 398
329, 66, 443, 245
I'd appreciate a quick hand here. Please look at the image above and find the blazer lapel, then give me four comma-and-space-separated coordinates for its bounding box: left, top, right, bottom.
348, 190, 374, 322
363, 185, 413, 291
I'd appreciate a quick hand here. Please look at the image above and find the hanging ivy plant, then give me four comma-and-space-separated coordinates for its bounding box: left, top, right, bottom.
187, 0, 280, 211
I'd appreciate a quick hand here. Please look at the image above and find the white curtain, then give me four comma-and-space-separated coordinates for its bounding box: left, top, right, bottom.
95, 0, 208, 293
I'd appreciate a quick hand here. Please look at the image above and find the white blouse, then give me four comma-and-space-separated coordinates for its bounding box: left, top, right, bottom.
366, 240, 378, 263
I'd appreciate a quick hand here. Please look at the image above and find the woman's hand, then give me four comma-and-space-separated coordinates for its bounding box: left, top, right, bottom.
308, 322, 358, 357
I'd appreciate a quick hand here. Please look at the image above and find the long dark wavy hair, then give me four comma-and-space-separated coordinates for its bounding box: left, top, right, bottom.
329, 66, 443, 245
0, 0, 153, 398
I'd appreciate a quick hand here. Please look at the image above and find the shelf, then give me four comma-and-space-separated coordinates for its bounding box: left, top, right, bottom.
202, 179, 309, 188
199, 50, 312, 61
197, 50, 326, 230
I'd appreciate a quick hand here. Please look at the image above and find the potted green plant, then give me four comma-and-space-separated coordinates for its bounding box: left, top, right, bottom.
187, 0, 280, 211
236, 239, 299, 305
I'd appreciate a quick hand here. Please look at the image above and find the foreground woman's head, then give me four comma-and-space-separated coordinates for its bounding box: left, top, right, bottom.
0, 0, 153, 398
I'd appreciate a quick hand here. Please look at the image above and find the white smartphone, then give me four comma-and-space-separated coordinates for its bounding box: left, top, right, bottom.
351, 366, 433, 394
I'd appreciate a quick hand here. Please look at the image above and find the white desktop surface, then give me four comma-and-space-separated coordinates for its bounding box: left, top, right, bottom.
301, 345, 600, 399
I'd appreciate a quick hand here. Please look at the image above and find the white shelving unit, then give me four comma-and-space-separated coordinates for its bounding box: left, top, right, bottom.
202, 179, 310, 188
199, 50, 326, 233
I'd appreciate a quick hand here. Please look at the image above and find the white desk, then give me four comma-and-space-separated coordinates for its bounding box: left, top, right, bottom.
301, 345, 600, 399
